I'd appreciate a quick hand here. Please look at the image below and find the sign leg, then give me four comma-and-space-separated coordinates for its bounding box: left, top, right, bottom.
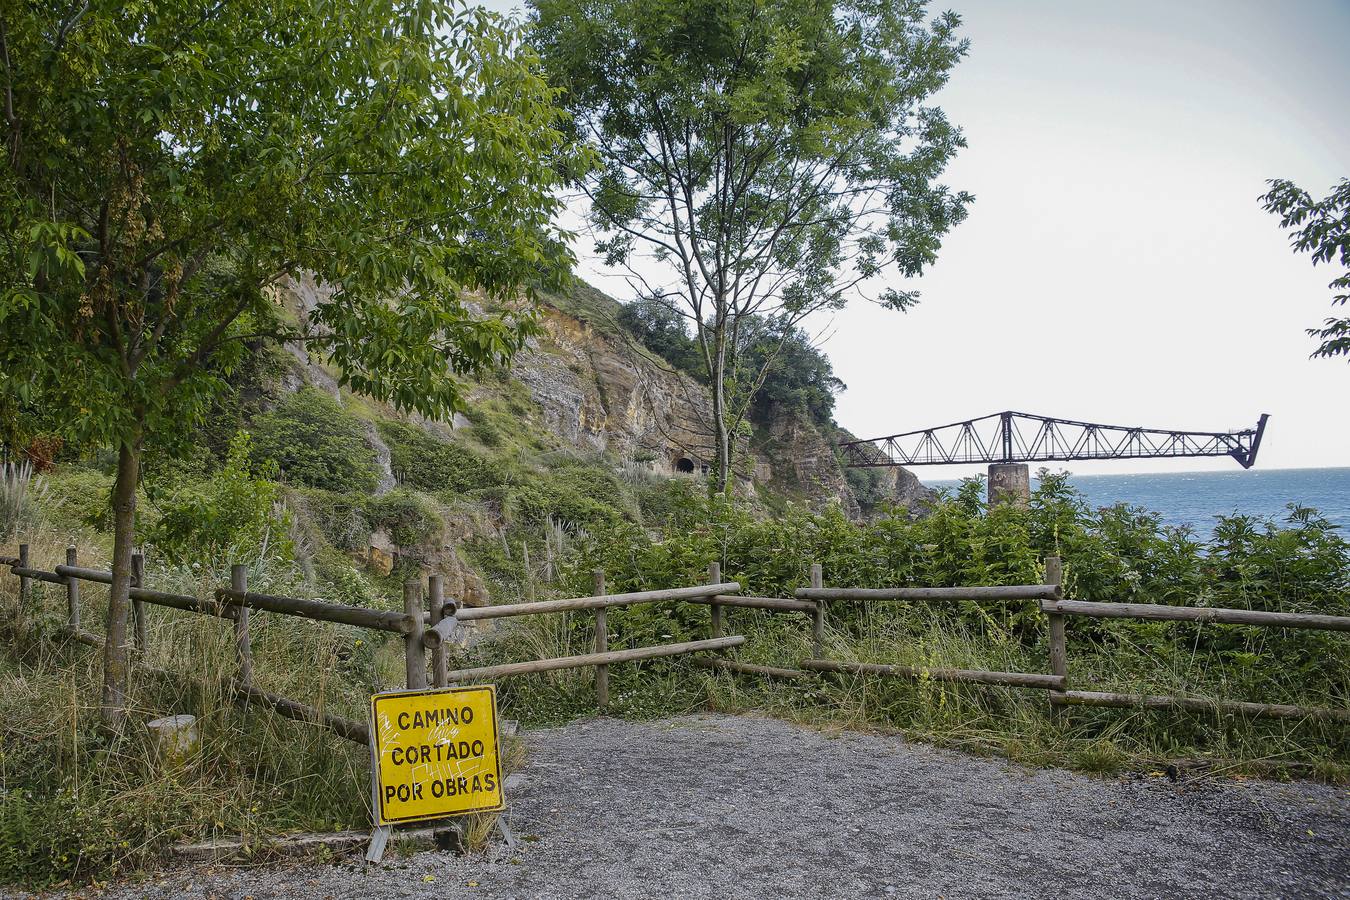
366, 824, 392, 864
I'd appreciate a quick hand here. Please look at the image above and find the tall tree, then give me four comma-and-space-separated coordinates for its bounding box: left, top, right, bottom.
1260, 177, 1350, 360
0, 0, 580, 730
530, 0, 971, 492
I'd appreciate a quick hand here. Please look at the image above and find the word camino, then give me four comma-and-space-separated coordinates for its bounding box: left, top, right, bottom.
396, 704, 475, 731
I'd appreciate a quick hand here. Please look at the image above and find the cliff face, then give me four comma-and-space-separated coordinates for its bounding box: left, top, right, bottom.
509, 306, 719, 474
503, 290, 928, 515
279, 275, 927, 516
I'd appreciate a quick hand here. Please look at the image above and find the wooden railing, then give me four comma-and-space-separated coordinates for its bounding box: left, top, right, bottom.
5, 545, 1346, 745
795, 556, 1350, 724
0, 549, 767, 741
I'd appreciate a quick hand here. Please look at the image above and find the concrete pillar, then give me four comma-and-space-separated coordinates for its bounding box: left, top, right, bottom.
988, 463, 1030, 507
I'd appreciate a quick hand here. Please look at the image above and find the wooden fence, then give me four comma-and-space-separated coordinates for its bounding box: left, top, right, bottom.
796, 556, 1350, 723
3, 545, 1347, 752
0, 549, 766, 743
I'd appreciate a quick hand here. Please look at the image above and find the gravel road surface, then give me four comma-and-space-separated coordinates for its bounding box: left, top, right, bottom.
56, 714, 1350, 899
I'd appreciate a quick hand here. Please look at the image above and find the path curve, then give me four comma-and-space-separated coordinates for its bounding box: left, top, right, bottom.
91, 714, 1350, 899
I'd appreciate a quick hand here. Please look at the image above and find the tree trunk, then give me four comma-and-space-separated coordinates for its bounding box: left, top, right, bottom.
101, 430, 142, 733
710, 322, 732, 496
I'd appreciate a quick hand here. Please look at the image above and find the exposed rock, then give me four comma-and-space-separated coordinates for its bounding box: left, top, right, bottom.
367, 529, 397, 576
274, 276, 928, 518
510, 307, 719, 472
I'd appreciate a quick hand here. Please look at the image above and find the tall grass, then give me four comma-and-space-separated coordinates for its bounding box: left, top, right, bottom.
0, 533, 396, 887
0, 461, 48, 544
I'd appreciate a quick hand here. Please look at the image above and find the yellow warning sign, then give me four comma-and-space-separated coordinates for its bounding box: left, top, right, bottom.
370, 685, 505, 825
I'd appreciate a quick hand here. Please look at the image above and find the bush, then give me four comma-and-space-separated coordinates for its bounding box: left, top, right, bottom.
141, 432, 292, 566
39, 467, 120, 534
293, 487, 372, 553
377, 421, 506, 494
365, 489, 441, 548
250, 388, 380, 492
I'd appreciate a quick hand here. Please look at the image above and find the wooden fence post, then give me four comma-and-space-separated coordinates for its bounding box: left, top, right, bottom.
810, 563, 825, 658
65, 546, 80, 629
131, 552, 148, 651
1045, 555, 1067, 723
593, 568, 608, 712
17, 544, 28, 610
232, 564, 253, 687
404, 580, 427, 690
708, 562, 723, 639
428, 575, 448, 689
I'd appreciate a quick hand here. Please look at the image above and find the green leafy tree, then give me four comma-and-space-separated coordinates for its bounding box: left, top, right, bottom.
0, 0, 580, 729
1260, 177, 1350, 360
530, 0, 971, 492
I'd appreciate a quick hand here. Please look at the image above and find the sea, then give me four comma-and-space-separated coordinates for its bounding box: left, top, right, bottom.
928, 467, 1350, 535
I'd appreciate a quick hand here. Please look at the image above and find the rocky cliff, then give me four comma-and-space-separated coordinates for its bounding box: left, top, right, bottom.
280, 275, 928, 518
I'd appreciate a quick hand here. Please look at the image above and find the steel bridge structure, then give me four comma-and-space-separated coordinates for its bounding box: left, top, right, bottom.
839, 411, 1270, 470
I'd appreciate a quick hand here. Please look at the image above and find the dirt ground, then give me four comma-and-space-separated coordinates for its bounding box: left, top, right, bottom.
55, 714, 1350, 899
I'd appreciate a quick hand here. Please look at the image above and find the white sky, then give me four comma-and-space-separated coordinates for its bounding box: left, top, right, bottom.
487, 0, 1350, 478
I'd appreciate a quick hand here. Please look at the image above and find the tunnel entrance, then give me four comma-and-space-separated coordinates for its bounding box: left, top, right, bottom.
675, 457, 695, 474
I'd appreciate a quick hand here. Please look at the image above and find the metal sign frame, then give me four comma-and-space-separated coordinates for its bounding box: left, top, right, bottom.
368, 683, 506, 828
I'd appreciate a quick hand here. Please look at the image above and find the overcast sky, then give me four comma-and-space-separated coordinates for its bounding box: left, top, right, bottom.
488, 0, 1349, 478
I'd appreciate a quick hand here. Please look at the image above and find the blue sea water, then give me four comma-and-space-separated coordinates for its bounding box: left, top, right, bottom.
928, 467, 1350, 534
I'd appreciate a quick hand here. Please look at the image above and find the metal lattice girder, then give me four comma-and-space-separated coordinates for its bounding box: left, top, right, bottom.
839, 412, 1269, 469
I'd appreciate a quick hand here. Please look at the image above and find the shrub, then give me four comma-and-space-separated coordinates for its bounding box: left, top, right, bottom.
365, 489, 441, 548
293, 487, 372, 553
250, 388, 380, 492
377, 421, 506, 494
40, 467, 115, 532
141, 432, 292, 567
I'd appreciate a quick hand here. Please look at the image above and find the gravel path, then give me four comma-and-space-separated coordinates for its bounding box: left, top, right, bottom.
72, 714, 1350, 899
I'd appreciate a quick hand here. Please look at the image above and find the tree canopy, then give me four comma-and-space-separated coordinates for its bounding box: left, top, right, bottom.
1260, 177, 1350, 361
529, 0, 971, 492
0, 0, 582, 728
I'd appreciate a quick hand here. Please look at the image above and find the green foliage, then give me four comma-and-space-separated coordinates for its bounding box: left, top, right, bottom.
738, 319, 844, 426
1260, 177, 1350, 359
0, 0, 581, 453
616, 301, 845, 427
364, 489, 441, 548
531, 0, 971, 488
615, 297, 703, 375
198, 345, 291, 462
141, 432, 291, 566
251, 389, 380, 493
560, 474, 1350, 717
39, 468, 117, 533
378, 421, 506, 494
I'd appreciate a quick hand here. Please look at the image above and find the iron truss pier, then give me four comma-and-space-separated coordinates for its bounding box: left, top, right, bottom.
839, 411, 1270, 469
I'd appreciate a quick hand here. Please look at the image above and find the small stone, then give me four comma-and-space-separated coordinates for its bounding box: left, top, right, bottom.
147, 714, 199, 765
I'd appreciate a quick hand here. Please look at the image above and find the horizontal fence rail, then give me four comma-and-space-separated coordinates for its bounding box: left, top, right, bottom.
451, 582, 742, 621
1042, 598, 1350, 633
215, 588, 412, 633
1, 550, 763, 749
5, 541, 1346, 766
686, 594, 817, 613
802, 658, 1067, 691
798, 562, 1348, 725
692, 657, 808, 680
441, 635, 746, 683
1061, 690, 1350, 723
797, 585, 1058, 602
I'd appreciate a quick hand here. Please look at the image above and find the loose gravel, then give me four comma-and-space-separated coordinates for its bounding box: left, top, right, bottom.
50, 714, 1350, 899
